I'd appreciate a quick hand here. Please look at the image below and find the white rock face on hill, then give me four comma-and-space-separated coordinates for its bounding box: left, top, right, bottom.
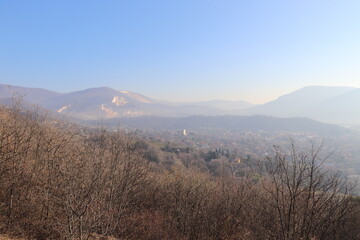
101, 104, 118, 118
112, 96, 128, 106
57, 105, 71, 113
119, 90, 151, 103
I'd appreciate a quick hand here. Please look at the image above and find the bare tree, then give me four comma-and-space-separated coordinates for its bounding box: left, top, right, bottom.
260, 142, 355, 240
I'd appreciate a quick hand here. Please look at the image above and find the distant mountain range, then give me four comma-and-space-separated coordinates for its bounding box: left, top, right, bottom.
244, 86, 360, 125
0, 83, 359, 126
0, 84, 255, 120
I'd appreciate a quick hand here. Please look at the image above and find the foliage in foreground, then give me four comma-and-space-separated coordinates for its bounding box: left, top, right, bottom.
0, 106, 359, 240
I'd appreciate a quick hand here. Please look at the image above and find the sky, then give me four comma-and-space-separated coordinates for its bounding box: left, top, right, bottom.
1, 0, 360, 104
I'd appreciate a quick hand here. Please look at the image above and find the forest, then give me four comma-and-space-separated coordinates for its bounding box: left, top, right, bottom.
0, 104, 360, 240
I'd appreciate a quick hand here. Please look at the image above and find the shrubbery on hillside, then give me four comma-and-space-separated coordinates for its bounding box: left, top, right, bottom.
0, 105, 359, 240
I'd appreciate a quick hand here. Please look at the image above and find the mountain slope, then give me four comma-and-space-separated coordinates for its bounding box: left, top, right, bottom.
0, 84, 62, 104
40, 87, 156, 119
244, 86, 359, 125
1, 84, 359, 125
307, 88, 360, 125
247, 86, 355, 117
0, 84, 250, 119
40, 87, 234, 119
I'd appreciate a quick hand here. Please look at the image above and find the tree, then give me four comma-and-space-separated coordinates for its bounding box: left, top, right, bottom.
259, 142, 355, 240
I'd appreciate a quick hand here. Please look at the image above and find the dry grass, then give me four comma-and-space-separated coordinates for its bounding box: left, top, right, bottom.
0, 235, 26, 240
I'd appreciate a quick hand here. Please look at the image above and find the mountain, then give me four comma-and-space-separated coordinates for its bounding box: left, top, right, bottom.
247, 86, 355, 117
0, 84, 252, 119
41, 87, 237, 119
1, 84, 359, 125
307, 88, 360, 125
0, 84, 62, 104
40, 87, 158, 119
245, 86, 358, 125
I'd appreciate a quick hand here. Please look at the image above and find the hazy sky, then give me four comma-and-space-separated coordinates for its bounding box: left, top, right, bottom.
1, 0, 360, 104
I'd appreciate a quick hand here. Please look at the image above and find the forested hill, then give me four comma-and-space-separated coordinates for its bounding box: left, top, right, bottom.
87, 115, 348, 136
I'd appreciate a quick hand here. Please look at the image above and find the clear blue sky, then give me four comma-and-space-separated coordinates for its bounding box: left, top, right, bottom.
1, 0, 360, 103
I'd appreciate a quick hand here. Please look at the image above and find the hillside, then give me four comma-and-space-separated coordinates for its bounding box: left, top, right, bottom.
245, 86, 359, 125
1, 84, 359, 125
87, 115, 347, 136
0, 104, 358, 240
0, 84, 253, 119
0, 84, 62, 104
